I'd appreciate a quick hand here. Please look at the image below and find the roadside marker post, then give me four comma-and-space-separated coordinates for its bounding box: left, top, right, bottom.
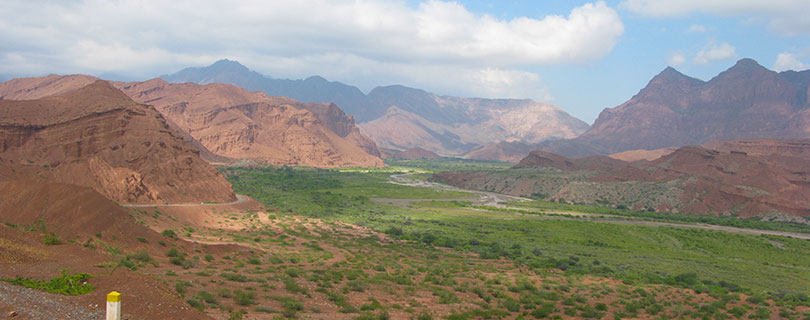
106, 291, 121, 320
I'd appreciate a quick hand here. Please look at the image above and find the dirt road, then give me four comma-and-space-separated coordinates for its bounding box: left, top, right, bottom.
389, 173, 532, 207
386, 174, 810, 240
121, 194, 248, 208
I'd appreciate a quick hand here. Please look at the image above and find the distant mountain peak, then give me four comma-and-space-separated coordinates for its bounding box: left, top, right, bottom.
635, 65, 704, 99
733, 58, 761, 68
304, 75, 328, 82
723, 58, 768, 74
652, 66, 694, 82
708, 58, 773, 84
208, 59, 250, 72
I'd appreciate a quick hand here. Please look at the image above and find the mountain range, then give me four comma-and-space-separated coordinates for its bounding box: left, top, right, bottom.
536, 58, 810, 158
0, 74, 383, 168
163, 60, 590, 156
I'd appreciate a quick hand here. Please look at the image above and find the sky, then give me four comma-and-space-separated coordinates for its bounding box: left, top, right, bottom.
1, 1, 809, 124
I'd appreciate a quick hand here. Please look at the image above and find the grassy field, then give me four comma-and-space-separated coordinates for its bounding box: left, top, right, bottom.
384, 158, 514, 173
224, 165, 810, 303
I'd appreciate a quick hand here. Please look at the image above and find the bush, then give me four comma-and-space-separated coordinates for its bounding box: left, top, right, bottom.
233, 290, 256, 306
228, 310, 246, 320
197, 290, 218, 305
167, 248, 181, 257
221, 273, 248, 282
43, 232, 62, 245
186, 297, 205, 312
161, 229, 177, 239
174, 281, 192, 297
281, 297, 304, 317
1, 270, 93, 295
416, 312, 433, 320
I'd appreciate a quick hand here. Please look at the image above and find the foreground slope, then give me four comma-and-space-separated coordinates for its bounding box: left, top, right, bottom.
0, 80, 235, 204
540, 58, 810, 157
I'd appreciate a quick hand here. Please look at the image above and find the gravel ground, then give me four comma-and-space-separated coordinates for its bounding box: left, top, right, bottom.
0, 282, 104, 319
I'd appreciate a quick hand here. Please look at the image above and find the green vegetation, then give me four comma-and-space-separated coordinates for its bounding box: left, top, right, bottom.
507, 197, 810, 234
221, 167, 473, 217
42, 232, 62, 245
384, 158, 513, 172
226, 165, 810, 299
161, 229, 177, 239
1, 270, 94, 295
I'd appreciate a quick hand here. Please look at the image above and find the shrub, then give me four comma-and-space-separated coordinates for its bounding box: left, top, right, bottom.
43, 232, 62, 245
228, 310, 246, 320
167, 248, 181, 257
174, 281, 192, 297
161, 229, 177, 239
1, 270, 93, 295
186, 297, 205, 312
221, 273, 248, 282
233, 290, 256, 306
281, 297, 304, 317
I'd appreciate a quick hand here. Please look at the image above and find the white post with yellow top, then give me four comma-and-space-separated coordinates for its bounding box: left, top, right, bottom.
106, 291, 121, 320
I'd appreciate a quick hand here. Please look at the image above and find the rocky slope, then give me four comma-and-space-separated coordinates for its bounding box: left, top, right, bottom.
0, 80, 235, 204
539, 59, 810, 157
703, 139, 810, 159
0, 75, 383, 167
360, 91, 589, 156
437, 139, 810, 217
0, 74, 98, 100
163, 60, 590, 156
608, 147, 677, 162
463, 141, 536, 162
115, 79, 383, 167
301, 102, 381, 157
382, 147, 442, 159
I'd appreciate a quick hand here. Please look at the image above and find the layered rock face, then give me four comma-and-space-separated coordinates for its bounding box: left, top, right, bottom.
115, 79, 383, 167
301, 102, 381, 157
0, 80, 235, 204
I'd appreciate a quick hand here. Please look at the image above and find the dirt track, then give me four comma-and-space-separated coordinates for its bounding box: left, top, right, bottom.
121, 194, 248, 208
386, 173, 810, 240
389, 173, 531, 207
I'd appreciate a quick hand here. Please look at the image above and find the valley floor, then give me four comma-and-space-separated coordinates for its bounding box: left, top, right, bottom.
3, 160, 810, 319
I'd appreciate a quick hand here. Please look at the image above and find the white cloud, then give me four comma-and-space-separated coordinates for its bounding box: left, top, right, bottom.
668, 52, 686, 66
773, 52, 810, 72
693, 42, 736, 65
0, 0, 624, 101
467, 68, 553, 101
621, 0, 810, 35
688, 24, 707, 32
